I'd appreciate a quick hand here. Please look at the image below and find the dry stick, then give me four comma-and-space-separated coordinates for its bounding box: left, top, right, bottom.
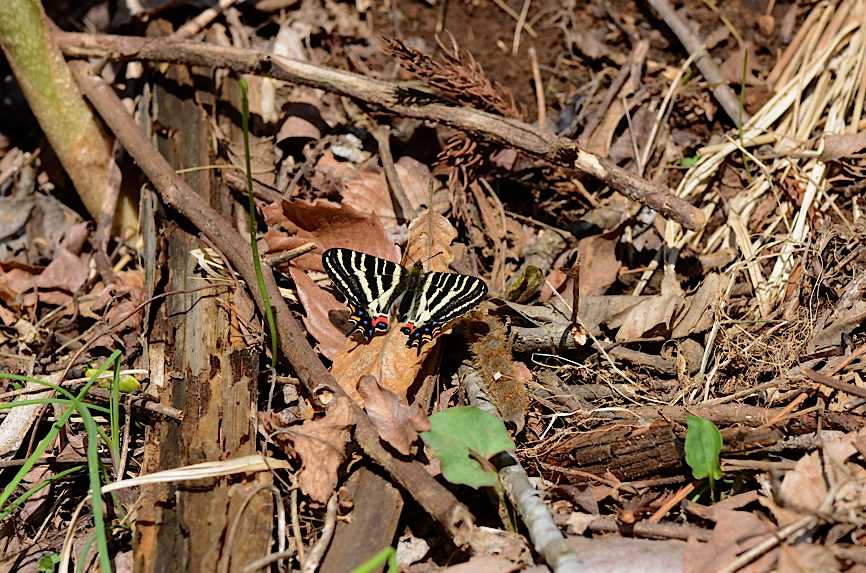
462, 365, 583, 573
578, 40, 648, 145
370, 125, 416, 222
55, 31, 705, 231
68, 60, 479, 549
645, 0, 749, 128
802, 367, 866, 400
262, 241, 318, 267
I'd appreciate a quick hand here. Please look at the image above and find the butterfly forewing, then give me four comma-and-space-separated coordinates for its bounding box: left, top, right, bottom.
322, 248, 403, 341
399, 271, 488, 347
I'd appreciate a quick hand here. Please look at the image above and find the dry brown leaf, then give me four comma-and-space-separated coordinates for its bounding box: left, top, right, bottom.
264, 199, 399, 272
777, 544, 840, 573
313, 153, 434, 240
358, 375, 430, 455
0, 196, 34, 242
276, 115, 320, 142
0, 267, 35, 306
280, 395, 354, 503
289, 267, 347, 360
35, 248, 89, 293
777, 429, 866, 526
331, 210, 458, 401
683, 509, 777, 573
578, 231, 621, 298
612, 295, 682, 342
671, 273, 730, 338
817, 132, 866, 161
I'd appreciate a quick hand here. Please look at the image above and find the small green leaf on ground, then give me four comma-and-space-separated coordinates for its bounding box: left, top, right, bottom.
681, 154, 701, 168
421, 406, 515, 488
685, 414, 723, 481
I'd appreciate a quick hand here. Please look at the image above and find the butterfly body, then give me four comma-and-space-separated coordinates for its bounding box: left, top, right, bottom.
322, 248, 487, 348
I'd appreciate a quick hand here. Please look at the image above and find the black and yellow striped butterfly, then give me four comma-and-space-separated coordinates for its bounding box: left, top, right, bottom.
322, 248, 488, 349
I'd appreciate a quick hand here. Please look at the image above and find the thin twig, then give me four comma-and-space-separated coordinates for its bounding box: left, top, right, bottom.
262, 242, 318, 267
528, 46, 545, 128
490, 0, 538, 38
512, 0, 532, 55
300, 493, 338, 573
170, 0, 237, 40
462, 365, 583, 572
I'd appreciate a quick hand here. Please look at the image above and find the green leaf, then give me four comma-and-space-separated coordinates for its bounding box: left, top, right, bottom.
680, 154, 701, 168
38, 552, 60, 572
421, 406, 515, 488
685, 414, 723, 481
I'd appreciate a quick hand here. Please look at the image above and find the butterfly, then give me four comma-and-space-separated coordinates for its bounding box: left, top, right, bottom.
322, 248, 488, 348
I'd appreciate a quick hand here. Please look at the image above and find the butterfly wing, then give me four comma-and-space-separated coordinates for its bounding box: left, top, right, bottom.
399, 271, 488, 348
322, 248, 403, 342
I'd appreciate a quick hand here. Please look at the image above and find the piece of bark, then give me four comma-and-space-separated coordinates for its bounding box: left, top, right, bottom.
543, 420, 684, 481
134, 38, 271, 572
320, 468, 404, 573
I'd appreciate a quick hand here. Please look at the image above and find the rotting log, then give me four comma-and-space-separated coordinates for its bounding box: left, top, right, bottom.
134, 26, 272, 572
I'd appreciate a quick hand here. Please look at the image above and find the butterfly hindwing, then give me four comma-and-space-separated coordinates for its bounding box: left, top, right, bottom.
321, 248, 403, 341
399, 271, 488, 348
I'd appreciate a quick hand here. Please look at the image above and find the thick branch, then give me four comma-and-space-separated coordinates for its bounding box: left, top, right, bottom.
56, 31, 705, 231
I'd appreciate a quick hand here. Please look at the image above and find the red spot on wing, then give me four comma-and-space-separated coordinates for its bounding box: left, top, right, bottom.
372, 315, 389, 328
401, 321, 416, 334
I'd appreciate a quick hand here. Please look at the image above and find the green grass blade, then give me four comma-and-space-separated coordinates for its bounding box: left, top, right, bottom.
238, 78, 278, 364
0, 351, 120, 513
109, 365, 121, 468
0, 465, 84, 521
78, 403, 111, 572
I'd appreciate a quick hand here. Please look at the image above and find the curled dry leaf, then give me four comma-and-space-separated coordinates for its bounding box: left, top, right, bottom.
358, 375, 430, 455
35, 248, 90, 294
272, 395, 355, 503
671, 273, 730, 338
612, 295, 682, 342
331, 210, 459, 401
